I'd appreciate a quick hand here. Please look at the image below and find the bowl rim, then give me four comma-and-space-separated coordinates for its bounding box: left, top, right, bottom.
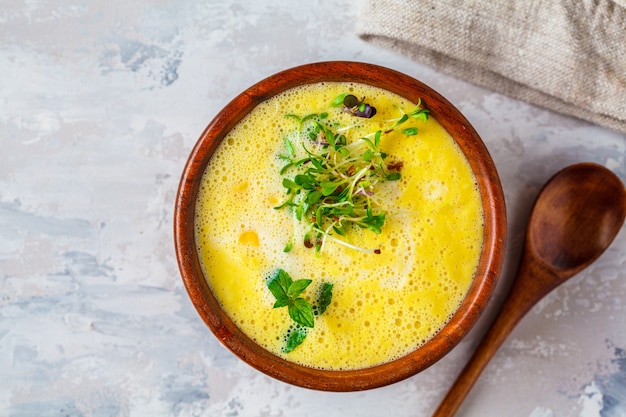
174, 61, 507, 391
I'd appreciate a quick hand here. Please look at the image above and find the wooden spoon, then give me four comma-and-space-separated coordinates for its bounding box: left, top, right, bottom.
433, 162, 626, 417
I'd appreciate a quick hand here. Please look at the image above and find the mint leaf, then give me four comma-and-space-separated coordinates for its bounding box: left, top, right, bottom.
267, 270, 314, 327
267, 269, 292, 308
288, 279, 312, 299
317, 283, 333, 315
266, 268, 334, 352
284, 326, 308, 353
288, 298, 314, 328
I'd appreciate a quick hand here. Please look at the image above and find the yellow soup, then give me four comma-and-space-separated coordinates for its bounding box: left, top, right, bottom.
195, 82, 484, 370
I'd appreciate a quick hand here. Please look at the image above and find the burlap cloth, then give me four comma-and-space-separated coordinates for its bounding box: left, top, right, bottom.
357, 0, 626, 134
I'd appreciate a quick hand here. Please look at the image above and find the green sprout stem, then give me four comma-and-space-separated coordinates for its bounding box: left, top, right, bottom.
274, 94, 429, 254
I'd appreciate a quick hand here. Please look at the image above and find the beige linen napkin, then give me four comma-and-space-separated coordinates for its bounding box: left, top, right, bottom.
358, 0, 626, 134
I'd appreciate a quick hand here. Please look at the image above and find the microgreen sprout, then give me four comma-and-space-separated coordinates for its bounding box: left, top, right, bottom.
275, 93, 429, 254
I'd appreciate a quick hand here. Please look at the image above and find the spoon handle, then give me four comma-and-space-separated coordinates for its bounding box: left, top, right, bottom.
432, 259, 552, 417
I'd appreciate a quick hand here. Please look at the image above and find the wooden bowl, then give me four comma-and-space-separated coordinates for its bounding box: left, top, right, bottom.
174, 61, 507, 391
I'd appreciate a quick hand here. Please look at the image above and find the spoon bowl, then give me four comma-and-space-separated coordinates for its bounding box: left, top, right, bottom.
529, 163, 626, 273
433, 162, 626, 417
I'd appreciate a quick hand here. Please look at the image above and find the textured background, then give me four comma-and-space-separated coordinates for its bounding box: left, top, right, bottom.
1, 1, 625, 417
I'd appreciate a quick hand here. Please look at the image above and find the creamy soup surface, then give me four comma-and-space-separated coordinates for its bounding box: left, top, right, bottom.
195, 82, 484, 370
